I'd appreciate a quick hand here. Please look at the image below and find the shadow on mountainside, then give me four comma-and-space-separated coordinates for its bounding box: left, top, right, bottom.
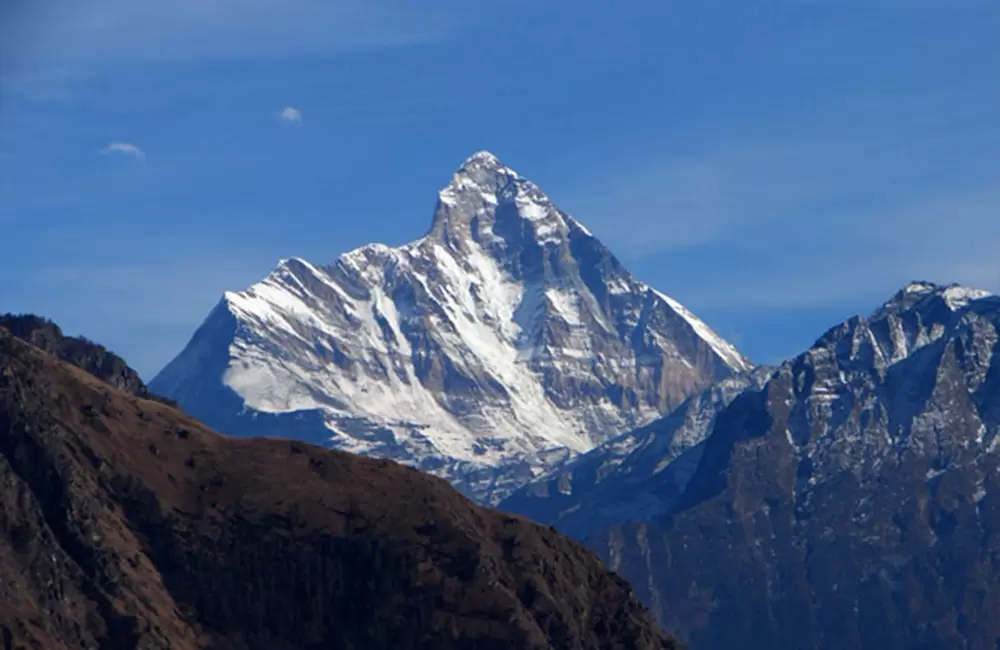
0, 322, 681, 650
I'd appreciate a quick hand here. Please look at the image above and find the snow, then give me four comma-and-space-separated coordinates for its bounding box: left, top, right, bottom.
466, 150, 501, 165
222, 223, 614, 465
533, 219, 563, 245
515, 193, 550, 222
902, 281, 938, 296
942, 285, 992, 310
653, 289, 752, 372
874, 281, 992, 322
567, 215, 593, 236
545, 289, 583, 327
498, 275, 1000, 548
152, 151, 752, 503
974, 482, 987, 503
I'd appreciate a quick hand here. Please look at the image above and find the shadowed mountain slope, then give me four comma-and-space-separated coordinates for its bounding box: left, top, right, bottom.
574, 283, 1000, 650
0, 313, 166, 403
0, 323, 680, 650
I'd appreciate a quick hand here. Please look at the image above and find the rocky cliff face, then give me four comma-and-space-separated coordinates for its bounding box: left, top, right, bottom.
500, 367, 773, 541
150, 152, 748, 503
0, 322, 681, 650
577, 283, 1000, 650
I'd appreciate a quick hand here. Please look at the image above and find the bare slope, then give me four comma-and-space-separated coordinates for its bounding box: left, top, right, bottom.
0, 323, 680, 650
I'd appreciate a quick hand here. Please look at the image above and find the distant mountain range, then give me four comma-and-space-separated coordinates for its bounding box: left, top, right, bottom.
0, 317, 679, 649
505, 281, 1000, 650
499, 366, 774, 540
151, 152, 749, 503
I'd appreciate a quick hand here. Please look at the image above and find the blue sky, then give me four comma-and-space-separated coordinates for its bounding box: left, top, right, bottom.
1, 0, 998, 378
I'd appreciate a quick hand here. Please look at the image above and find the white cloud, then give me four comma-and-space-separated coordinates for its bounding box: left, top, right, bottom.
100, 142, 146, 162
278, 107, 303, 125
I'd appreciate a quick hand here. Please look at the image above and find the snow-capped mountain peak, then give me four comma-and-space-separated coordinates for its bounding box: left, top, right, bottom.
431, 150, 576, 252
151, 152, 749, 503
873, 281, 992, 319
864, 281, 994, 366
502, 280, 996, 536
550, 282, 1000, 650
461, 149, 507, 170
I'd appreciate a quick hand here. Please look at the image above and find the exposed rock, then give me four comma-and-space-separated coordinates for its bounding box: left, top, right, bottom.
520, 283, 1000, 650
500, 367, 774, 540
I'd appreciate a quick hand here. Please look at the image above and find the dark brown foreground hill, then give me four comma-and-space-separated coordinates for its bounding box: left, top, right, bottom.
0, 314, 164, 403
0, 324, 680, 650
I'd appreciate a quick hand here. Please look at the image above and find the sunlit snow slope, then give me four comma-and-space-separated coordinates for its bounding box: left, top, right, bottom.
151, 152, 750, 503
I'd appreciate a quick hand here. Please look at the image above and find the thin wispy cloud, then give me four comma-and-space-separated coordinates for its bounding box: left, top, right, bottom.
586, 177, 1000, 311
1, 0, 508, 104
569, 147, 829, 255
100, 142, 146, 163
278, 107, 302, 125
565, 92, 999, 315
5, 0, 497, 66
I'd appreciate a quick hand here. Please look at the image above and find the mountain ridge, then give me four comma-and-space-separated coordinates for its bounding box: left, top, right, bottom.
0, 313, 171, 404
151, 151, 749, 503
524, 281, 1000, 650
499, 366, 775, 540
0, 320, 682, 650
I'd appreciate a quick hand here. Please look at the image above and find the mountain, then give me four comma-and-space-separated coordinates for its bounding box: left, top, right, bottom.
151, 151, 749, 503
0, 320, 682, 650
0, 313, 170, 404
499, 366, 773, 541
562, 282, 1000, 650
